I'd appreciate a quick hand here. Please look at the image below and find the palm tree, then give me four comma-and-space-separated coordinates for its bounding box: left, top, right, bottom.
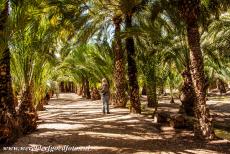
145, 56, 157, 108
9, 1, 48, 133
9, 0, 82, 133
157, 0, 229, 139
60, 43, 114, 100
120, 0, 148, 114
0, 0, 20, 143
113, 15, 127, 107
78, 0, 150, 112
135, 34, 158, 109
16, 0, 89, 132
135, 5, 175, 111
78, 0, 128, 107
177, 0, 215, 139
125, 14, 141, 113
201, 13, 230, 94
160, 30, 196, 116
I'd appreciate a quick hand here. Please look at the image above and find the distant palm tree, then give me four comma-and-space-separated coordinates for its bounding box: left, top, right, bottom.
60, 43, 114, 99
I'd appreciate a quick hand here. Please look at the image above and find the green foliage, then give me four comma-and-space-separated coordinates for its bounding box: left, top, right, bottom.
202, 11, 230, 83
9, 0, 57, 105
60, 42, 114, 89
8, 0, 84, 105
1, 0, 229, 107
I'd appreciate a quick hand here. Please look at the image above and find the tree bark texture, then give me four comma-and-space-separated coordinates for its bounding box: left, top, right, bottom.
19, 84, 38, 134
145, 58, 157, 108
179, 69, 195, 116
83, 78, 91, 99
216, 78, 226, 94
0, 1, 20, 144
125, 14, 141, 114
179, 0, 215, 140
113, 16, 127, 107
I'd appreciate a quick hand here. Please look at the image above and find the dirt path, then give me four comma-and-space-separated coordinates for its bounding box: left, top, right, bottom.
1, 93, 230, 154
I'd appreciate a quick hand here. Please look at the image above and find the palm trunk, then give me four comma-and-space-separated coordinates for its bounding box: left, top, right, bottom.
125, 14, 141, 114
187, 23, 215, 139
79, 85, 83, 95
0, 1, 20, 144
19, 83, 38, 134
147, 83, 157, 108
142, 84, 147, 95
65, 82, 68, 92
91, 87, 101, 100
77, 84, 83, 96
145, 58, 157, 108
60, 82, 63, 92
79, 79, 84, 96
0, 49, 20, 143
216, 78, 226, 94
85, 79, 91, 99
64, 82, 67, 92
169, 84, 174, 104
179, 0, 215, 140
179, 69, 195, 116
75, 85, 78, 94
158, 81, 165, 96
83, 77, 90, 99
113, 16, 127, 107
72, 82, 75, 93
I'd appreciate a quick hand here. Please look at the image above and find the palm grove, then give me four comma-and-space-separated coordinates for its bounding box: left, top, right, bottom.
0, 0, 230, 144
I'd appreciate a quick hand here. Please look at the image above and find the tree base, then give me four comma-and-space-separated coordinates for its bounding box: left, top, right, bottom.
19, 112, 38, 134
91, 88, 101, 100
0, 112, 21, 145
157, 112, 194, 129
111, 92, 128, 107
36, 99, 47, 111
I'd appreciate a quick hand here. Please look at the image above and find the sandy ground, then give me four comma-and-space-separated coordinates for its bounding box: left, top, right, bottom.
1, 93, 230, 154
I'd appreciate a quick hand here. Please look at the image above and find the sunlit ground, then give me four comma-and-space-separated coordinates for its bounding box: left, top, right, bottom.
1, 93, 230, 154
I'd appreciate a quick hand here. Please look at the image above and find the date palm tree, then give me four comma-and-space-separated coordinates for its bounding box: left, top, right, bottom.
202, 12, 230, 93
79, 0, 147, 111
125, 13, 141, 113
157, 0, 229, 140
178, 0, 215, 140
60, 43, 114, 99
176, 0, 229, 139
79, 0, 128, 107
10, 1, 47, 133
120, 0, 149, 113
0, 0, 21, 144
9, 0, 86, 133
135, 3, 175, 111
112, 15, 128, 107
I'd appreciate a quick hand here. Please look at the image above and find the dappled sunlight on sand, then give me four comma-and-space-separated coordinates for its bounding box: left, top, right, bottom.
38, 123, 87, 130
31, 131, 73, 137
78, 131, 154, 140
86, 114, 140, 122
